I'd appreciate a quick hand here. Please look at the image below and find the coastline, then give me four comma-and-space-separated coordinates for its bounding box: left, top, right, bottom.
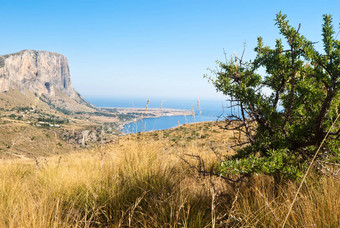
106, 107, 193, 131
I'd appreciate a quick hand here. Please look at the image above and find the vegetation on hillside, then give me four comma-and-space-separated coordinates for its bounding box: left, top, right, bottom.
0, 89, 157, 157
0, 122, 339, 227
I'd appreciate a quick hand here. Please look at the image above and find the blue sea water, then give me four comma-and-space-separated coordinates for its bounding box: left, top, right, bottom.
86, 97, 230, 133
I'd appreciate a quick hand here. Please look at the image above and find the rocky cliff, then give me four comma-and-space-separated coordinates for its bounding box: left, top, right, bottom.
0, 50, 76, 98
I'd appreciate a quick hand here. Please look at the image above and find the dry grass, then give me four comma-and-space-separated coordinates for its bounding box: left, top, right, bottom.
0, 122, 339, 227
0, 123, 77, 159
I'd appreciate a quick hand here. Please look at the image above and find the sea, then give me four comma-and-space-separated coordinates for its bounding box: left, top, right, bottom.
86, 97, 231, 133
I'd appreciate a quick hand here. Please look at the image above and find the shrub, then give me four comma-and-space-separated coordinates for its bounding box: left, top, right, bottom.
208, 12, 340, 181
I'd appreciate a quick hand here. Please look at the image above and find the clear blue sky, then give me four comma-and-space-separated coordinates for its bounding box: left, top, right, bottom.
1, 0, 339, 100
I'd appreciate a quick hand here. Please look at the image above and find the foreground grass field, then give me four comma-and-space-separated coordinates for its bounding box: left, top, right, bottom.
0, 122, 339, 227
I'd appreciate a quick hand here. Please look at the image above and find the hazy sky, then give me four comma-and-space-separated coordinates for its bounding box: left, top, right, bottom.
1, 0, 339, 100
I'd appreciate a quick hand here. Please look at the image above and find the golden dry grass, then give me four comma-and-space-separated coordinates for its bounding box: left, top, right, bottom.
0, 123, 77, 159
0, 122, 339, 227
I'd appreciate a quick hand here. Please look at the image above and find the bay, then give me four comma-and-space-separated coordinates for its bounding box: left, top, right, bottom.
86, 97, 230, 133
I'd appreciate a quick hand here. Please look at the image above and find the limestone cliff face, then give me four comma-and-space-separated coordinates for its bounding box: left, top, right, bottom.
0, 50, 76, 98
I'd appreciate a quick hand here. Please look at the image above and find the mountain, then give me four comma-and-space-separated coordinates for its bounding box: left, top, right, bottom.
0, 50, 118, 158
0, 49, 94, 112
0, 49, 190, 158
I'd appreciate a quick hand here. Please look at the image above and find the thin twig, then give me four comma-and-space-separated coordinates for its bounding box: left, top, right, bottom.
254, 186, 278, 222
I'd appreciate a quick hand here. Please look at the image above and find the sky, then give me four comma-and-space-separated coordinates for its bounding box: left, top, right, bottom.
0, 0, 339, 101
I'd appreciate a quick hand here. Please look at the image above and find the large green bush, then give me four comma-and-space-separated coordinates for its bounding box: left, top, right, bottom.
208, 13, 340, 181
